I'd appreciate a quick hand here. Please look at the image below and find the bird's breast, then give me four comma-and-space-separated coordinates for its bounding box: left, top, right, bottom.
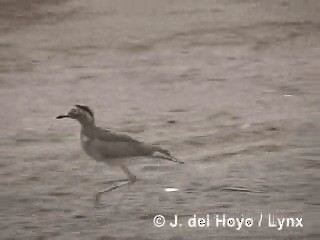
80, 134, 93, 155
80, 134, 105, 162
81, 134, 90, 144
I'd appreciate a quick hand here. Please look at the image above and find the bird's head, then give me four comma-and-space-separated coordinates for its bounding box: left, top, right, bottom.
56, 105, 95, 125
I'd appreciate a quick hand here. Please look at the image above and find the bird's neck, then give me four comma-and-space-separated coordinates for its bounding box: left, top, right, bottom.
79, 118, 96, 131
80, 123, 96, 138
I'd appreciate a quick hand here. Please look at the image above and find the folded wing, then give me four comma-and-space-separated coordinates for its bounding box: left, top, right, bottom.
92, 127, 154, 158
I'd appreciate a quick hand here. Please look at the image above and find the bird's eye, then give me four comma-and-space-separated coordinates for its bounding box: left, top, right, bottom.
72, 108, 79, 114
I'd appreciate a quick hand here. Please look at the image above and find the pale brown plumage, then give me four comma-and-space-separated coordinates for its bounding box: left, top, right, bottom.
56, 104, 183, 204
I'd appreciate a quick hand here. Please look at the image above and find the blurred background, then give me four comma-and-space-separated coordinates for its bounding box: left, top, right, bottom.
0, 0, 319, 239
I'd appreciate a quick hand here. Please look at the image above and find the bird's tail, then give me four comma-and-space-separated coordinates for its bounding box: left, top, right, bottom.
152, 146, 184, 164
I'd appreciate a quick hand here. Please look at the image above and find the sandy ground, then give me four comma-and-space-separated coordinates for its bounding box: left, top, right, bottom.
0, 0, 319, 239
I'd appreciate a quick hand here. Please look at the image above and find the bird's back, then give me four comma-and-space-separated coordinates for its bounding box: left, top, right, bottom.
81, 126, 155, 163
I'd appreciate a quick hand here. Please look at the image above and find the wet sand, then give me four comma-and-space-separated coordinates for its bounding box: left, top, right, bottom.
0, 0, 319, 239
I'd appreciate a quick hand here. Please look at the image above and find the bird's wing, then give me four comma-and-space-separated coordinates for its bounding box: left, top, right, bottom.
95, 127, 142, 144
90, 127, 154, 158
90, 138, 151, 158
92, 127, 184, 163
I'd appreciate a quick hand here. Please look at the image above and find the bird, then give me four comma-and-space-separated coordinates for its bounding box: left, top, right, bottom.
56, 104, 183, 203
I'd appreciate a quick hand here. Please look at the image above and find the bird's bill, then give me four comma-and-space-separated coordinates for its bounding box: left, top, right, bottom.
56, 114, 70, 119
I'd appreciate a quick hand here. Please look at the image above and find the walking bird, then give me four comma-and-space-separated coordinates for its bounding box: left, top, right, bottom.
56, 105, 183, 203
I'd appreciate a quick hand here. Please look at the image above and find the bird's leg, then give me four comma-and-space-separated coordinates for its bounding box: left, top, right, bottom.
95, 181, 130, 204
95, 164, 137, 204
103, 178, 130, 184
120, 164, 137, 183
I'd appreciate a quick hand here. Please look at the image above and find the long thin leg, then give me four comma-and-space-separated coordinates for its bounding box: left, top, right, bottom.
95, 181, 130, 203
103, 178, 130, 184
95, 164, 137, 205
120, 164, 137, 182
